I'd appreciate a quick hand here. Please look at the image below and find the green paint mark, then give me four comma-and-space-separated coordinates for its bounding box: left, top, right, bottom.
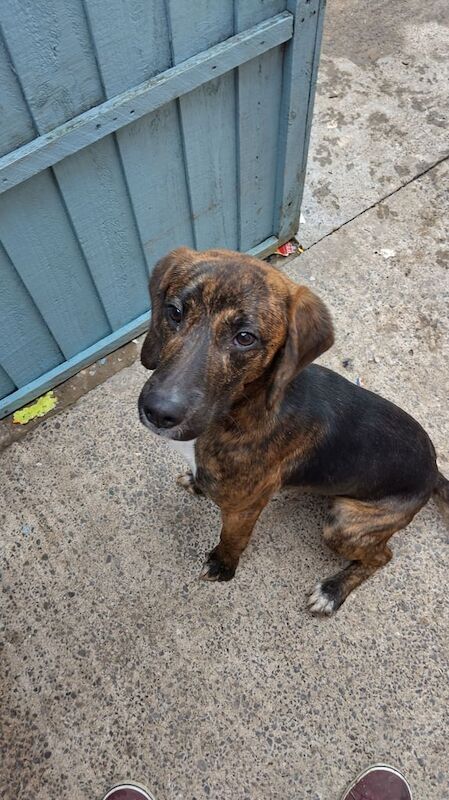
13, 391, 58, 425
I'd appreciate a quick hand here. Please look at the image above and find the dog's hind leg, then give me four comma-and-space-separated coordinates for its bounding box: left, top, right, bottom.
434, 471, 449, 527
308, 493, 427, 615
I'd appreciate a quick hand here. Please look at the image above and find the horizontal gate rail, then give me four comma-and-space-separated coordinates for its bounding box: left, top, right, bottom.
0, 310, 151, 419
0, 12, 293, 194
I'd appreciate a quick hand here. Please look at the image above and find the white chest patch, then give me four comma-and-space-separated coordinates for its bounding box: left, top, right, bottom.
167, 438, 197, 477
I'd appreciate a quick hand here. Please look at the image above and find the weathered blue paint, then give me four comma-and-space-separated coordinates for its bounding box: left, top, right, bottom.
0, 0, 325, 419
0, 312, 151, 419
0, 36, 36, 158
83, 0, 190, 271
0, 172, 111, 358
52, 137, 150, 329
0, 13, 294, 193
0, 242, 63, 385
274, 0, 327, 241
0, 366, 15, 399
235, 0, 286, 251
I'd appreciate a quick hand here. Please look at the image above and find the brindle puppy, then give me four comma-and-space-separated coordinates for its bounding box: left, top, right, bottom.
138, 247, 449, 614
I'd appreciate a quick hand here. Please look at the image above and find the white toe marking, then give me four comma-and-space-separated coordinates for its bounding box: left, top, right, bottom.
308, 583, 336, 615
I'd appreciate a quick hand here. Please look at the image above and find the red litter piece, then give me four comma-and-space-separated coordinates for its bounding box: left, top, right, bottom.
276, 241, 298, 257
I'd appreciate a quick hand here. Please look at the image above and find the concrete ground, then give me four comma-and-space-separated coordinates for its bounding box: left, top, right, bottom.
1, 1, 448, 799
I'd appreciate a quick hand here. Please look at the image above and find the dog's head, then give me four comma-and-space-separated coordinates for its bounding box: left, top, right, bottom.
138, 247, 333, 440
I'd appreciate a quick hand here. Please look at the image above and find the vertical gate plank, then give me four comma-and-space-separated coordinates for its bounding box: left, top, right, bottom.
274, 0, 326, 241
84, 0, 194, 269
169, 0, 233, 60
167, 0, 239, 250
82, 0, 172, 97
0, 0, 103, 131
0, 35, 36, 158
0, 243, 62, 387
235, 48, 284, 251
0, 366, 16, 400
177, 74, 238, 250
0, 172, 110, 358
234, 0, 287, 27
117, 107, 195, 266
234, 1, 285, 250
51, 136, 150, 329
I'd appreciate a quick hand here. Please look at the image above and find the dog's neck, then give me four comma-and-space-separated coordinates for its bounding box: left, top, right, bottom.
216, 383, 277, 441
167, 438, 197, 476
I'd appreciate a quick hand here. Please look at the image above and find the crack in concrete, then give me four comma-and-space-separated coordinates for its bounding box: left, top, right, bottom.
302, 151, 449, 252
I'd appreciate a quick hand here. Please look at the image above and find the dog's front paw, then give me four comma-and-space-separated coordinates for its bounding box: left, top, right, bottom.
176, 471, 203, 496
200, 550, 236, 582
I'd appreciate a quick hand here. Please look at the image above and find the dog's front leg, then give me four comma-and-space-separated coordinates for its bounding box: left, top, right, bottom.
200, 497, 271, 582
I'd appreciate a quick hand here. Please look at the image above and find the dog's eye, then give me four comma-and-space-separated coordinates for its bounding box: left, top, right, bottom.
234, 331, 256, 347
166, 304, 182, 324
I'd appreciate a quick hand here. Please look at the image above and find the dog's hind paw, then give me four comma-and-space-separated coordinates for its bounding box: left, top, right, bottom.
200, 552, 236, 582
308, 582, 337, 616
176, 471, 203, 496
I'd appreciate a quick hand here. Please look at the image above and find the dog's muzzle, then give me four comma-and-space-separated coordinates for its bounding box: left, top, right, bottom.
138, 384, 188, 429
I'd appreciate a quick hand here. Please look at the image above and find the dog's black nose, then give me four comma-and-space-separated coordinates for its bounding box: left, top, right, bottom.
143, 391, 186, 429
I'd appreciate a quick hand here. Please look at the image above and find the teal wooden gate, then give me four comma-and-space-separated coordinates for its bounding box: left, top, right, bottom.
0, 0, 325, 418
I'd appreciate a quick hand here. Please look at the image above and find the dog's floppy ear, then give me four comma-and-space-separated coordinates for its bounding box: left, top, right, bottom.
268, 284, 334, 409
141, 247, 194, 370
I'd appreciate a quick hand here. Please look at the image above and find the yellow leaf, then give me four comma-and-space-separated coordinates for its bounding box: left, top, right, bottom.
13, 391, 58, 425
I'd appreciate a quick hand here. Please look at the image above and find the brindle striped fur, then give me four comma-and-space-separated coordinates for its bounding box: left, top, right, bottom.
138, 248, 448, 614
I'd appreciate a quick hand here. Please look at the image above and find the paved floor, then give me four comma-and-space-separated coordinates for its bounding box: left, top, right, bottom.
1, 2, 448, 799
300, 0, 449, 247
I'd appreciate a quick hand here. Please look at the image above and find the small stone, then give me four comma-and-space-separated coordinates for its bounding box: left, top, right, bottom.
380, 248, 396, 259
